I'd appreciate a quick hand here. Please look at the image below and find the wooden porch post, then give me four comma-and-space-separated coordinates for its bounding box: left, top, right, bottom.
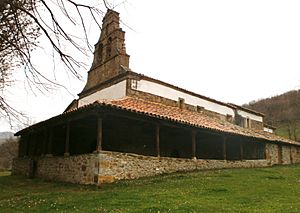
41, 129, 48, 157
222, 136, 227, 160
24, 133, 31, 157
64, 122, 70, 156
156, 124, 160, 157
96, 117, 103, 153
192, 130, 196, 159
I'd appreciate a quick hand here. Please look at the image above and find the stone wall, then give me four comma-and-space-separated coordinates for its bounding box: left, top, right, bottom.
12, 158, 32, 177
265, 143, 299, 165
265, 143, 279, 165
282, 145, 292, 164
98, 151, 268, 183
36, 154, 98, 185
12, 142, 300, 185
291, 146, 300, 163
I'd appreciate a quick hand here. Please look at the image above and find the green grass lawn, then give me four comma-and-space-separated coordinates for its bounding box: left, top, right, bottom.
1, 165, 300, 212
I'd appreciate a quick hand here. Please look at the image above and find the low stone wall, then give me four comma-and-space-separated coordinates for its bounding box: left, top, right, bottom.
282, 145, 292, 164
265, 143, 279, 165
12, 142, 300, 185
36, 154, 98, 185
12, 158, 32, 177
98, 151, 268, 183
291, 146, 300, 164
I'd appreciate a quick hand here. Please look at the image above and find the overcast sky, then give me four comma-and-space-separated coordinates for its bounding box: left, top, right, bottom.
1, 0, 300, 132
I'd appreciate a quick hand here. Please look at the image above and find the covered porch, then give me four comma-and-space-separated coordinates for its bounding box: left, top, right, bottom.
14, 99, 295, 184
17, 107, 267, 162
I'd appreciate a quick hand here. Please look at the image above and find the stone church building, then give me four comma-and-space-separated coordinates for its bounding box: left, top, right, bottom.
13, 10, 300, 184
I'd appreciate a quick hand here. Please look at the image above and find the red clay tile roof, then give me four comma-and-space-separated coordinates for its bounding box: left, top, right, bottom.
97, 97, 299, 146
16, 96, 300, 146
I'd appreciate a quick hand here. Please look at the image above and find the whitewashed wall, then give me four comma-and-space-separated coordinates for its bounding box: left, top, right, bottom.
236, 110, 263, 122
78, 80, 127, 107
133, 80, 235, 117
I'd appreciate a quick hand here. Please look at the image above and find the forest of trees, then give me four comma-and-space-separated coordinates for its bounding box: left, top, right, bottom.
244, 89, 300, 141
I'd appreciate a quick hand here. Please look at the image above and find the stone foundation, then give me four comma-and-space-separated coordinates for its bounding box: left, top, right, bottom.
282, 145, 292, 164
36, 154, 98, 184
12, 157, 32, 177
265, 143, 279, 165
98, 151, 268, 182
12, 154, 99, 185
291, 146, 300, 163
12, 142, 300, 185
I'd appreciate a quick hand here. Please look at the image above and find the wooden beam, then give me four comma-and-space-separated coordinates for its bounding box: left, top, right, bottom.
222, 136, 227, 160
64, 122, 70, 156
96, 117, 103, 153
156, 124, 160, 157
192, 130, 196, 159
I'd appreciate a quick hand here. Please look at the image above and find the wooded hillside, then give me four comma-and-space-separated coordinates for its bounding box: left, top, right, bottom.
244, 89, 300, 141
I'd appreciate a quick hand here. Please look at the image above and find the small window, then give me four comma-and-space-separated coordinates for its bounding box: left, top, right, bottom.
131, 80, 138, 89
106, 37, 112, 58
245, 117, 251, 128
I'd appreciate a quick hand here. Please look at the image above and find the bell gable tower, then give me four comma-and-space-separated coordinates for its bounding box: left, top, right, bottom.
80, 10, 130, 95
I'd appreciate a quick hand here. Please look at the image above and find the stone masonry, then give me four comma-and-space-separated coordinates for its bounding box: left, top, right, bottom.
13, 141, 300, 185
98, 151, 268, 183
13, 154, 99, 185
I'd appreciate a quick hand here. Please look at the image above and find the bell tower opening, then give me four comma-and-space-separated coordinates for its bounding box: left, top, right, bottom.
80, 9, 130, 96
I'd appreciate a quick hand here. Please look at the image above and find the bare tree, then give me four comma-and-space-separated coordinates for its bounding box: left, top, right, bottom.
0, 0, 120, 127
0, 0, 40, 124
0, 137, 19, 171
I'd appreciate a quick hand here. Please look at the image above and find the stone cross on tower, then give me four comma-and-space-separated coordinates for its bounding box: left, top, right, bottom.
80, 9, 130, 95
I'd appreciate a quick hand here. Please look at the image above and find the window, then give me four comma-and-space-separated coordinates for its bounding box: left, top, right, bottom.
131, 80, 138, 89
245, 117, 251, 128
106, 37, 112, 58
98, 43, 103, 63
